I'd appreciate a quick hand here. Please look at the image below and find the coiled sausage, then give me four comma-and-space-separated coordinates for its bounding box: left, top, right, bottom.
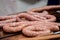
22, 25, 51, 37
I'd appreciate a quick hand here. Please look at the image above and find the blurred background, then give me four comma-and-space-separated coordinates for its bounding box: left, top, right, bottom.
0, 0, 48, 16
0, 0, 59, 16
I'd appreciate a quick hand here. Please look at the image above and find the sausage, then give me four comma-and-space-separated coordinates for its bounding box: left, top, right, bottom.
22, 25, 51, 37
27, 11, 48, 15
22, 22, 60, 37
3, 20, 60, 33
44, 22, 59, 31
43, 15, 56, 22
29, 5, 60, 12
0, 15, 17, 20
3, 24, 22, 32
3, 21, 35, 33
27, 11, 56, 21
2, 21, 43, 32
0, 21, 32, 28
0, 17, 22, 28
3, 22, 25, 32
0, 18, 17, 23
17, 13, 41, 21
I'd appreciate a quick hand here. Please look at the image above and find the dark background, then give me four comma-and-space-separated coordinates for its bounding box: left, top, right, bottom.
47, 0, 60, 5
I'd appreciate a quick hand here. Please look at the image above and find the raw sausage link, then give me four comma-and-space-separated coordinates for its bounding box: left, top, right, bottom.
22, 22, 60, 37
2, 21, 43, 32
22, 25, 51, 37
0, 17, 21, 28
43, 15, 56, 22
3, 21, 37, 33
0, 15, 17, 20
17, 13, 41, 21
27, 11, 48, 17
3, 24, 23, 32
3, 21, 60, 33
0, 18, 17, 23
27, 11, 56, 21
29, 5, 60, 12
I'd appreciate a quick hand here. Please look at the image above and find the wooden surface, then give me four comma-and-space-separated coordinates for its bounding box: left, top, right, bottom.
0, 30, 60, 40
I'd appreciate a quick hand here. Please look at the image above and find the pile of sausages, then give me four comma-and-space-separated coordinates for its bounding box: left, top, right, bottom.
0, 5, 60, 37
